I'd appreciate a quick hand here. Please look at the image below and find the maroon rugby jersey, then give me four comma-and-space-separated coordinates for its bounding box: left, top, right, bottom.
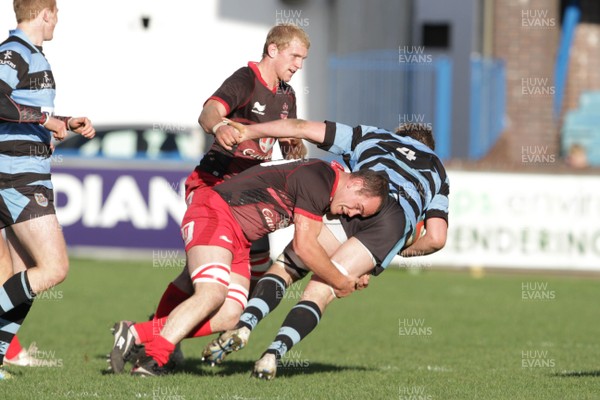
213, 160, 340, 242
199, 62, 297, 180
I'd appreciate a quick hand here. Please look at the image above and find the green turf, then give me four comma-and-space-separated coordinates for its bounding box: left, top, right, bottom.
1, 259, 598, 399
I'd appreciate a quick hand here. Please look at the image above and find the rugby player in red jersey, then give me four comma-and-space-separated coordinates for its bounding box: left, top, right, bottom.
124, 159, 388, 376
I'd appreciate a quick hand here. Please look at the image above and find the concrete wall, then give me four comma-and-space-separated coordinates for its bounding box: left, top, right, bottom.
412, 0, 481, 158
0, 0, 416, 128
0, 1, 321, 125
329, 0, 412, 55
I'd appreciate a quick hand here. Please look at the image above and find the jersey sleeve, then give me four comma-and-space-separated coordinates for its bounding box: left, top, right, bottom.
0, 47, 20, 120
425, 174, 450, 223
0, 44, 28, 93
318, 121, 355, 155
205, 67, 254, 115
0, 42, 42, 122
318, 120, 381, 156
289, 162, 336, 220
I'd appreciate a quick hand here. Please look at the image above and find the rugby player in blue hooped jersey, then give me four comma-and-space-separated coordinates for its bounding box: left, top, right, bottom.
0, 0, 95, 379
201, 118, 450, 379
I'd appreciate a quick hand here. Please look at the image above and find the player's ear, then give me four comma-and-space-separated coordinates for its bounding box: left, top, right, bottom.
267, 43, 278, 58
348, 177, 365, 191
41, 8, 52, 22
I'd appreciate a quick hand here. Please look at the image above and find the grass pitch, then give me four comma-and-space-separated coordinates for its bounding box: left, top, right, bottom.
1, 259, 598, 399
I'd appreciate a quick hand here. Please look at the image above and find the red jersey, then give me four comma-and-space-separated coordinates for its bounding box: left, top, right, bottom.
198, 62, 297, 180
213, 160, 340, 242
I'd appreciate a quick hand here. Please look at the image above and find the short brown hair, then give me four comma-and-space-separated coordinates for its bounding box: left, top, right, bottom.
395, 124, 436, 150
262, 24, 310, 57
351, 169, 389, 211
14, 0, 56, 23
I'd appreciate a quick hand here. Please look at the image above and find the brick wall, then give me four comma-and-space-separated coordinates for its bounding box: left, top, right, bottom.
563, 23, 600, 113
484, 0, 560, 167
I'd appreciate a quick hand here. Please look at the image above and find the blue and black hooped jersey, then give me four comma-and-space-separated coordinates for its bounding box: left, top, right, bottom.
320, 121, 450, 267
0, 29, 55, 189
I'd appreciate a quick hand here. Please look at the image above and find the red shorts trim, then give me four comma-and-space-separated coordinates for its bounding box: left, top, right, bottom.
181, 189, 251, 279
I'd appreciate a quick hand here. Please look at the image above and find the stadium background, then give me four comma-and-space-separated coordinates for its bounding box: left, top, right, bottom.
1, 1, 600, 399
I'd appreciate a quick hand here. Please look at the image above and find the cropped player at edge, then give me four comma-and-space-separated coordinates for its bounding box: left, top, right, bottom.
202, 118, 449, 379
0, 0, 95, 380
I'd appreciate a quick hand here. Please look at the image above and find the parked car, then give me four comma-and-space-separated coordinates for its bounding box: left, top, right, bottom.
53, 124, 211, 163
51, 124, 213, 256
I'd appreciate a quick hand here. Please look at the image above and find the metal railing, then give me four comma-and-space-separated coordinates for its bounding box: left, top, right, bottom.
328, 50, 505, 160
469, 56, 506, 159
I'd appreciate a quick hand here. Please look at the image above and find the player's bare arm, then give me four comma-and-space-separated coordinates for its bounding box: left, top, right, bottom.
400, 217, 448, 257
229, 118, 327, 145
292, 213, 357, 298
199, 100, 242, 150
198, 99, 226, 133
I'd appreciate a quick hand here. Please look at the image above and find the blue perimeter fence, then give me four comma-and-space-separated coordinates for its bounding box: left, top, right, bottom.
328, 50, 505, 160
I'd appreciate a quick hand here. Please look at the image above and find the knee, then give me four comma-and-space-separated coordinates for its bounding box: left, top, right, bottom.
212, 282, 249, 330
52, 262, 69, 286
219, 306, 244, 330
212, 288, 228, 306
37, 260, 69, 292
189, 263, 233, 310
192, 283, 228, 309
50, 260, 69, 286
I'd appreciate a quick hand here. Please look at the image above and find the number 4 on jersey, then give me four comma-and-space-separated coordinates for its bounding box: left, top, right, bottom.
397, 147, 417, 161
